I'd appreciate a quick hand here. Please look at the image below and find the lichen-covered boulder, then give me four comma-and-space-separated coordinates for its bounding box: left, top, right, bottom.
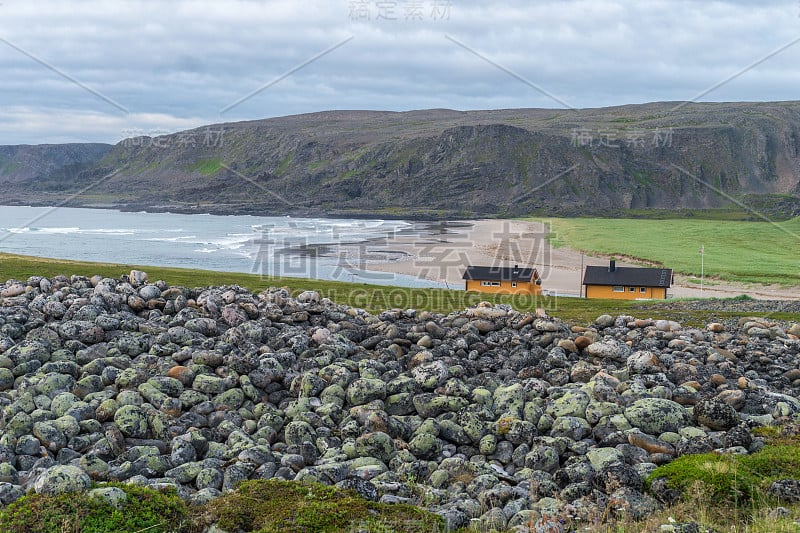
33, 465, 91, 495
493, 383, 526, 418
88, 486, 128, 510
693, 397, 741, 431
587, 339, 631, 361
113, 405, 149, 438
545, 389, 591, 419
413, 394, 469, 418
624, 398, 689, 435
408, 432, 442, 459
346, 378, 386, 406
284, 420, 316, 447
355, 431, 396, 463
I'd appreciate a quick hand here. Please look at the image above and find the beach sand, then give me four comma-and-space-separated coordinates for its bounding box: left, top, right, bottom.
342, 219, 800, 300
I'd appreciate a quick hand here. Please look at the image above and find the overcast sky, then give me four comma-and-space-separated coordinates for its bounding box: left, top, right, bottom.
0, 0, 798, 145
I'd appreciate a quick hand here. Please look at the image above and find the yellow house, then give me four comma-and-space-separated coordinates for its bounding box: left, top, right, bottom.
582, 260, 672, 299
462, 265, 543, 295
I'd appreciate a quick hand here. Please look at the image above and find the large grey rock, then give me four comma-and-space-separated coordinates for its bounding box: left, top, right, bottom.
626, 351, 664, 374
34, 465, 91, 495
546, 389, 591, 418
346, 378, 386, 406
355, 431, 396, 463
624, 398, 690, 435
587, 339, 631, 361
0, 482, 24, 505
694, 397, 741, 431
58, 321, 104, 344
113, 405, 149, 438
88, 486, 128, 510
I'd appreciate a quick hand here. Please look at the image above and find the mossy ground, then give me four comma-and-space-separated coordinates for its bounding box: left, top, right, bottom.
0, 480, 444, 533
646, 444, 800, 507
0, 482, 188, 533
201, 479, 443, 533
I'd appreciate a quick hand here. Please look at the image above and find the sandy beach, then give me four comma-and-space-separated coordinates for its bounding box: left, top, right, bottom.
342, 219, 800, 300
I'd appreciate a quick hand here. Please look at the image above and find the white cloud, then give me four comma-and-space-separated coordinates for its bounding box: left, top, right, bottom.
0, 106, 210, 144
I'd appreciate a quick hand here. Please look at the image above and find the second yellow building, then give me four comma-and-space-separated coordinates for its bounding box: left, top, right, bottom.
582, 260, 672, 299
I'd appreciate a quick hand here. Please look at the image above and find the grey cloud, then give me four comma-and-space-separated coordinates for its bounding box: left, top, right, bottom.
0, 0, 798, 144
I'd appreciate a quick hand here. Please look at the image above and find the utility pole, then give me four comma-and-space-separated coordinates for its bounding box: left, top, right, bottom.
699, 245, 704, 296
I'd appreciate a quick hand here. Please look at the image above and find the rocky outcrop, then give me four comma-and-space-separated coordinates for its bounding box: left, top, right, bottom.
0, 144, 112, 184
0, 273, 799, 529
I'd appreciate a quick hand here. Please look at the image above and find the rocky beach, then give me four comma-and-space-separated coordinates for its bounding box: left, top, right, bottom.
0, 272, 799, 531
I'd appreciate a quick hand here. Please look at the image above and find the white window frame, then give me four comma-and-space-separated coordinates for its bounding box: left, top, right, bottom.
511, 281, 517, 288
481, 281, 501, 287
612, 286, 624, 292
640, 287, 647, 293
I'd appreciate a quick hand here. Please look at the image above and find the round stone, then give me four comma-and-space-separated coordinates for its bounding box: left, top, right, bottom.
34, 465, 91, 495
624, 398, 690, 435
113, 405, 149, 438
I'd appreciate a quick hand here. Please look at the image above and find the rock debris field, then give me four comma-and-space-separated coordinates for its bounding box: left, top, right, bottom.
0, 271, 799, 530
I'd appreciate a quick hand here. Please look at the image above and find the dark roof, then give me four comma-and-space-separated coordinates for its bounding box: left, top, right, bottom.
582, 266, 672, 288
462, 265, 537, 282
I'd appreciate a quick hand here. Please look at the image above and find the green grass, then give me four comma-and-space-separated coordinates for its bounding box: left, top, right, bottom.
2, 252, 798, 326
276, 153, 294, 175
543, 216, 800, 286
188, 158, 222, 176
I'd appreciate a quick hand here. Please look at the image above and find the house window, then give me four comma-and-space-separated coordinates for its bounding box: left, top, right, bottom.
481, 281, 501, 287
640, 287, 647, 293
628, 287, 635, 292
511, 282, 517, 288
612, 286, 624, 292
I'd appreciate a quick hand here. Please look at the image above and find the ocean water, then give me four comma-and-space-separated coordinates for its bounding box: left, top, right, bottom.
0, 206, 444, 288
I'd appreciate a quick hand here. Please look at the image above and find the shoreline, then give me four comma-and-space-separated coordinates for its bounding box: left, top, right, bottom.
345, 219, 800, 301
2, 204, 797, 300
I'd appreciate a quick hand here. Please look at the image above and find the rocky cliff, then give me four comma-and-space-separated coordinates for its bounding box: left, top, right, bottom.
2, 102, 800, 218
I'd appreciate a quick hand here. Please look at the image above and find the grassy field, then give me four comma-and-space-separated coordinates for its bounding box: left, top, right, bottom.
2, 252, 798, 326
543, 216, 800, 286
